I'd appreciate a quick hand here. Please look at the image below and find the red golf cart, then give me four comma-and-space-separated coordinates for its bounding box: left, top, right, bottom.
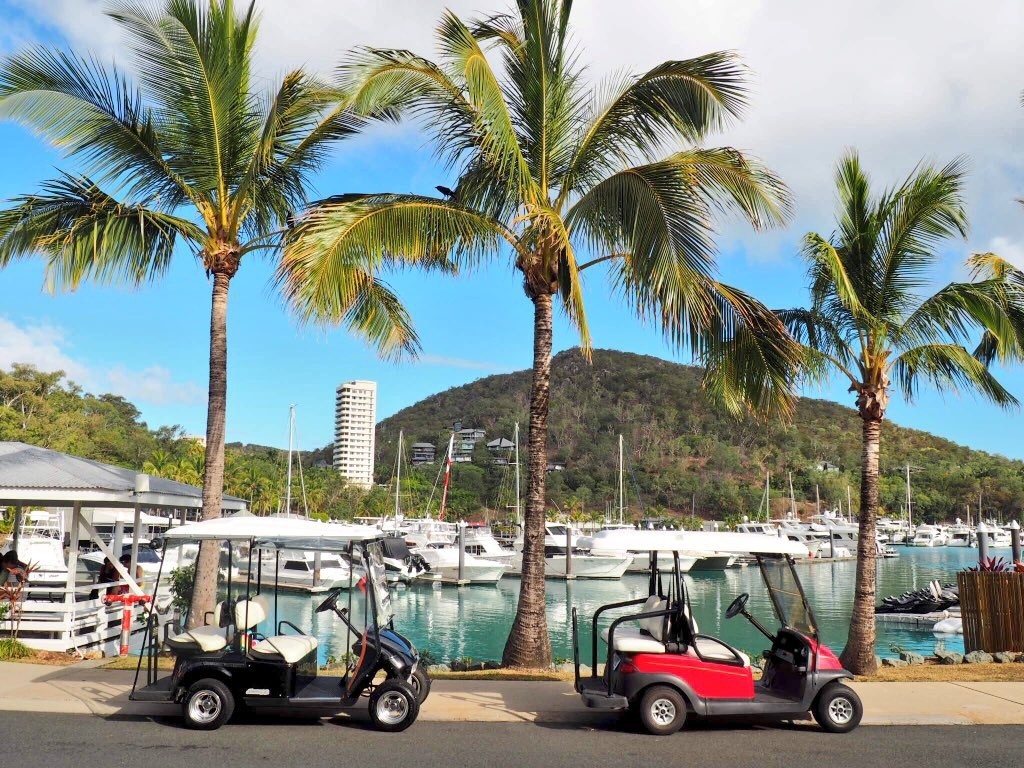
572, 530, 863, 735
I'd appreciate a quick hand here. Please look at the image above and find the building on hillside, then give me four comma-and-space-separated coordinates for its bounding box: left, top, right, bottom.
410, 442, 436, 465
487, 437, 515, 465
546, 461, 566, 473
332, 380, 377, 488
815, 461, 840, 473
454, 427, 485, 463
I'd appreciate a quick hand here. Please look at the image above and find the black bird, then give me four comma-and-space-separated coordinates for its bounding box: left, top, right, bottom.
435, 185, 457, 200
285, 209, 296, 229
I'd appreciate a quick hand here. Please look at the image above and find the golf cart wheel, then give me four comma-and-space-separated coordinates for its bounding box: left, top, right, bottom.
183, 678, 235, 731
638, 685, 687, 735
369, 680, 420, 732
813, 684, 863, 733
407, 666, 431, 704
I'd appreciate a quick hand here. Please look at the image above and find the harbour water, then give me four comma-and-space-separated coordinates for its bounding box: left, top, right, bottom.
260, 547, 981, 666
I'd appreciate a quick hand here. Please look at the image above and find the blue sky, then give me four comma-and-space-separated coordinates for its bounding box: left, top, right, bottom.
1, 1, 1024, 460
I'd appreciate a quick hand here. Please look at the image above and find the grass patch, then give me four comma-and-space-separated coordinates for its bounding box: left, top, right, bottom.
857, 662, 1024, 683
100, 655, 175, 671
0, 638, 34, 660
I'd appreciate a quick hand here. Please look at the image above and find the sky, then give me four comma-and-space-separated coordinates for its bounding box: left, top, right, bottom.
1, 0, 1023, 459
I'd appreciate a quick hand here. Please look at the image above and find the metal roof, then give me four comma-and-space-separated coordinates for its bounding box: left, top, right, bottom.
0, 442, 246, 510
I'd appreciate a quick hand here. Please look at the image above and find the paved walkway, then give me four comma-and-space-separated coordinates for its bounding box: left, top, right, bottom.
3, 661, 1024, 725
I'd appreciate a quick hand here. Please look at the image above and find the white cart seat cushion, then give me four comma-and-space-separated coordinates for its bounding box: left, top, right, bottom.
692, 636, 750, 667
639, 597, 668, 641
250, 634, 318, 664
165, 625, 229, 653
600, 627, 666, 654
235, 595, 269, 631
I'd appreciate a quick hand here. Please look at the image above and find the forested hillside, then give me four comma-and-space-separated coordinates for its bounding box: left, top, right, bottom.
375, 349, 1024, 524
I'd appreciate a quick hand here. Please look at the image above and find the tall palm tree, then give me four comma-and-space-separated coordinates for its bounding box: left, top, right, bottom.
280, 0, 796, 667
0, 0, 425, 627
736, 151, 1024, 675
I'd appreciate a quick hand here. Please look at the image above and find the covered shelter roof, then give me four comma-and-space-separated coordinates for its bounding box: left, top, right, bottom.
165, 515, 382, 549
0, 441, 246, 510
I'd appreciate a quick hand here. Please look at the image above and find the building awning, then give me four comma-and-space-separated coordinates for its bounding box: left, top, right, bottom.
0, 442, 246, 510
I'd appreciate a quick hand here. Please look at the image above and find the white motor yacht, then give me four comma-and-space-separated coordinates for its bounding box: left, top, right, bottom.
243, 549, 355, 593
911, 525, 948, 547
1, 510, 68, 587
510, 522, 635, 579
946, 524, 973, 547
412, 545, 508, 585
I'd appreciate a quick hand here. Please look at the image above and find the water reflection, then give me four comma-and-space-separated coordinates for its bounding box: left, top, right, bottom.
269, 547, 975, 665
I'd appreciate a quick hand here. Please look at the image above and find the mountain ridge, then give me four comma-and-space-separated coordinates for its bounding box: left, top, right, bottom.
374, 348, 1024, 522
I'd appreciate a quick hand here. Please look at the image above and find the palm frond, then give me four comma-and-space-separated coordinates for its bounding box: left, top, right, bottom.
0, 172, 203, 288
891, 342, 1018, 407
107, 0, 261, 204
699, 284, 803, 420
561, 52, 750, 200
568, 149, 788, 348
279, 193, 514, 332
875, 156, 968, 315
775, 307, 859, 380
0, 45, 190, 205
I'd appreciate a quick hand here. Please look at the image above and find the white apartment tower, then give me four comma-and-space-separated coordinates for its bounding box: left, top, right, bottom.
333, 380, 377, 488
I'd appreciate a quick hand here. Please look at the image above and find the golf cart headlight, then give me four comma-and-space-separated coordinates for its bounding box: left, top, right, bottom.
385, 652, 407, 672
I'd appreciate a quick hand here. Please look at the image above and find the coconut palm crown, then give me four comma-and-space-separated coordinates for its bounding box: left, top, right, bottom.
765, 151, 1024, 675
280, 0, 797, 668
0, 0, 428, 627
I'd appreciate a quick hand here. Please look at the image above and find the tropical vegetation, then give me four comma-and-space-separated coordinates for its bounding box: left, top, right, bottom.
280, 0, 794, 668
0, 0, 426, 628
373, 348, 1024, 525
734, 152, 1024, 675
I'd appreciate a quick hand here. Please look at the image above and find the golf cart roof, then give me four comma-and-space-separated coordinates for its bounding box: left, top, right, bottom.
588, 529, 809, 557
164, 514, 383, 549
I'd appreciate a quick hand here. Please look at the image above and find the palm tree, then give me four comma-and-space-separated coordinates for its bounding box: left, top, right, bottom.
280, 0, 796, 667
746, 151, 1024, 675
0, 0, 424, 627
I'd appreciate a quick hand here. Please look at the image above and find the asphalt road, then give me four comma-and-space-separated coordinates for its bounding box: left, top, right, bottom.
0, 712, 1019, 768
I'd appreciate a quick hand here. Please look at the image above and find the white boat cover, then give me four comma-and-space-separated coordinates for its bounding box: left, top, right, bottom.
164, 515, 382, 550
588, 529, 808, 557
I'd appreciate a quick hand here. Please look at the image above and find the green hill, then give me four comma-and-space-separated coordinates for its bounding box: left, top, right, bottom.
375, 348, 1024, 524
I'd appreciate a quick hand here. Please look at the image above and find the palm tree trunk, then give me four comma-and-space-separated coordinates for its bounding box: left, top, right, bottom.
840, 416, 881, 674
187, 270, 231, 628
502, 292, 554, 668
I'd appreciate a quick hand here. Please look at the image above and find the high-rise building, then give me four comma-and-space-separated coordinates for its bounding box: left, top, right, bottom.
332, 380, 377, 488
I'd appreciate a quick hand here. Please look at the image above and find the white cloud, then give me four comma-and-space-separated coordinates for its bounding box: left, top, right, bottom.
988, 236, 1024, 269
418, 354, 511, 372
6, 0, 1024, 258
0, 315, 204, 406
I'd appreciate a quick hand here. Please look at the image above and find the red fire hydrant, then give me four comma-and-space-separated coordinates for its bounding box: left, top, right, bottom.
103, 593, 151, 657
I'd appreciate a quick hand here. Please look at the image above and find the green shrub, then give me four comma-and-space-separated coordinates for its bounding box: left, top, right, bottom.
0, 637, 32, 660
170, 564, 196, 614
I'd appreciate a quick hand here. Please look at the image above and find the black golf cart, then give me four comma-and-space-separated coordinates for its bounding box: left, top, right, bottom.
572, 530, 863, 735
131, 516, 429, 731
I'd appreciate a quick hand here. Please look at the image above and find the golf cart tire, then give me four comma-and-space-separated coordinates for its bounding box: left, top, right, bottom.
408, 666, 431, 704
183, 677, 235, 731
369, 680, 420, 732
813, 683, 863, 733
638, 685, 687, 735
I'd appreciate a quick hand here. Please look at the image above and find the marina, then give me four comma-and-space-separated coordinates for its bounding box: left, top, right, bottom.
259, 546, 988, 667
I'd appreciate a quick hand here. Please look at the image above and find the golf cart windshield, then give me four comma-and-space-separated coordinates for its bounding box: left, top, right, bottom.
365, 541, 393, 626
758, 556, 817, 637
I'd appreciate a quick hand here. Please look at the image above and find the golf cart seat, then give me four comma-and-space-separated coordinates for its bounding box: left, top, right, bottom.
164, 601, 231, 654
600, 596, 669, 654
238, 595, 319, 664
690, 636, 751, 667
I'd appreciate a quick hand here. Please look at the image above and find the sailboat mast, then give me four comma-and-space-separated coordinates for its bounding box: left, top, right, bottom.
514, 422, 522, 527
394, 430, 403, 520
438, 432, 455, 520
905, 463, 912, 529
618, 434, 625, 525
285, 404, 295, 515
788, 472, 796, 518
765, 471, 770, 523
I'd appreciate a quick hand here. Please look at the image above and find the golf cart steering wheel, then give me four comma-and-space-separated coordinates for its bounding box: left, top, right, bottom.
726, 593, 750, 619
315, 587, 343, 614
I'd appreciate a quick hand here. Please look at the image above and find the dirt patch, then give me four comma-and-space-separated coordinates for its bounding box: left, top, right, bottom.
857, 662, 1024, 683
4, 650, 100, 666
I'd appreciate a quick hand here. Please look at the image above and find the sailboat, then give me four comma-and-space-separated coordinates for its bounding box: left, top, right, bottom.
408, 432, 509, 585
